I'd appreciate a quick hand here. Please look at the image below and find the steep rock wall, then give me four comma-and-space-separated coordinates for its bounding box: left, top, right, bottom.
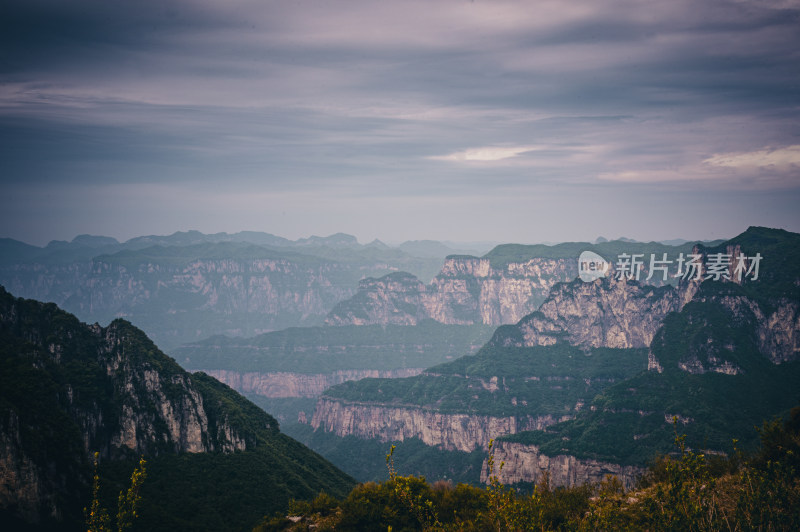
326, 257, 576, 327
480, 441, 644, 490
204, 368, 425, 398
497, 277, 696, 349
310, 398, 570, 453
95, 323, 253, 456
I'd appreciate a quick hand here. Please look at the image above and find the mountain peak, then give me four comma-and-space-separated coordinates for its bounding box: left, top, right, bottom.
71, 234, 120, 247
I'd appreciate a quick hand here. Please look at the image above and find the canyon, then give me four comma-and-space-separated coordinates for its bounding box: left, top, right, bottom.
307, 228, 800, 487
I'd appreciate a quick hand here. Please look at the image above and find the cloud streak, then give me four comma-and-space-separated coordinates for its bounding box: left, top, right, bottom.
704, 146, 800, 170
430, 145, 544, 162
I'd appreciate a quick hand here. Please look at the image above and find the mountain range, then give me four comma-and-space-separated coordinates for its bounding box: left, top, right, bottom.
2, 226, 797, 529
0, 232, 450, 349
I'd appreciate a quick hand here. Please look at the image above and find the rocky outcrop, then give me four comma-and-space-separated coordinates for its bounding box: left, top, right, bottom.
758, 300, 800, 364
89, 322, 258, 456
648, 293, 800, 374
489, 241, 798, 364
204, 368, 425, 398
492, 276, 695, 350
480, 441, 644, 490
310, 398, 571, 452
326, 257, 576, 327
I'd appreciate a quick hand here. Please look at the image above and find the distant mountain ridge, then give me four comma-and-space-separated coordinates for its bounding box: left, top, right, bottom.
0, 232, 446, 349
0, 231, 724, 351
2, 230, 448, 267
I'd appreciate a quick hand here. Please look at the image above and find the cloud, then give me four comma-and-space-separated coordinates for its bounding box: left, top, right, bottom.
1, 0, 800, 243
596, 168, 733, 184
703, 145, 800, 170
598, 144, 800, 188
429, 145, 544, 162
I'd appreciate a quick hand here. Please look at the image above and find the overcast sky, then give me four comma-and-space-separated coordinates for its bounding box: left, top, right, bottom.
1, 0, 799, 246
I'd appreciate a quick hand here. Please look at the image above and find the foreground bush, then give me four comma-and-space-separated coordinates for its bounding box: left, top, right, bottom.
254, 407, 800, 531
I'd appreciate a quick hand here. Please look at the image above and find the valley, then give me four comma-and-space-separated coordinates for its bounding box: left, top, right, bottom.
2, 227, 798, 530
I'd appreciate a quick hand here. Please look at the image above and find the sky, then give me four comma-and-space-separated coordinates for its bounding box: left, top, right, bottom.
1, 0, 799, 247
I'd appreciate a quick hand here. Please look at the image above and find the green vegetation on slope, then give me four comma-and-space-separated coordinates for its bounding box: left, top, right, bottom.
0, 287, 355, 531
174, 322, 496, 374
98, 435, 353, 532
257, 409, 800, 531
483, 239, 722, 269
323, 344, 648, 417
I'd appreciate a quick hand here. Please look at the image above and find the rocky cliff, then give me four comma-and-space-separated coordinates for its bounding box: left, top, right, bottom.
204, 368, 424, 398
310, 397, 570, 453
326, 257, 576, 326
483, 228, 800, 474
491, 276, 697, 350
480, 441, 644, 490
312, 268, 691, 457
309, 343, 647, 456
0, 257, 350, 350
173, 322, 495, 405
324, 237, 708, 329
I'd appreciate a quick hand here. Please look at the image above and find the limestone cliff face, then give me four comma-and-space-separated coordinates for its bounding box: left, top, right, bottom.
493, 276, 696, 350
310, 398, 570, 452
757, 300, 800, 364
313, 229, 800, 488
89, 322, 255, 456
314, 274, 689, 464
708, 294, 800, 365
644, 241, 800, 372
480, 441, 644, 490
204, 368, 424, 398
326, 257, 575, 326
649, 293, 800, 376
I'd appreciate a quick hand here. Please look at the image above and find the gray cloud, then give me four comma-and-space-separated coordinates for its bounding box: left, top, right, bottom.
1, 0, 799, 244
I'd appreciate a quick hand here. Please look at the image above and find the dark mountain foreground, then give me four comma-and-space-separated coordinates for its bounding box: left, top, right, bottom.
0, 287, 354, 531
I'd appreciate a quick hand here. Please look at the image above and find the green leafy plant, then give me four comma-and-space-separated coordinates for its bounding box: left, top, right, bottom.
386, 444, 441, 530
85, 452, 147, 532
